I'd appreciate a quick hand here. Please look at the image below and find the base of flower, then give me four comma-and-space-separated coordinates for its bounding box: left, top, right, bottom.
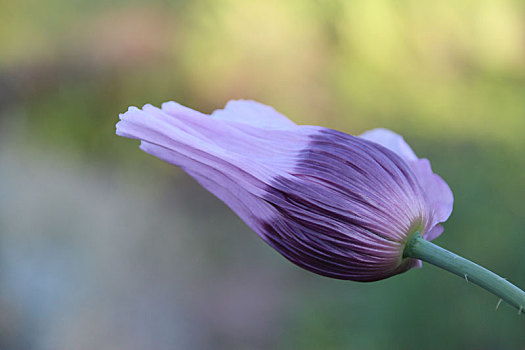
403, 233, 525, 314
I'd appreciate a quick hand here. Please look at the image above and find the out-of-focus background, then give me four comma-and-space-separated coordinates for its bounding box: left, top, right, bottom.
1, 0, 524, 349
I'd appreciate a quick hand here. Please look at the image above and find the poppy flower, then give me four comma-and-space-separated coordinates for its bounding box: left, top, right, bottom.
116, 100, 453, 282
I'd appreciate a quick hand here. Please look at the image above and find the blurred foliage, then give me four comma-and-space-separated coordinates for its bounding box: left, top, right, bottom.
2, 0, 524, 149
1, 0, 524, 348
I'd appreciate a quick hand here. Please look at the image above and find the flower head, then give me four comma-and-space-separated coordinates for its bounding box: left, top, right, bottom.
116, 100, 453, 282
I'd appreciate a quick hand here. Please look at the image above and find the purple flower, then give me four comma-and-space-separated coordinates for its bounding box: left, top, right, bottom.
116, 100, 453, 282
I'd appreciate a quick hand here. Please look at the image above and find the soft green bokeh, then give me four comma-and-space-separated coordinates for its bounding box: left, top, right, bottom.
1, 0, 524, 349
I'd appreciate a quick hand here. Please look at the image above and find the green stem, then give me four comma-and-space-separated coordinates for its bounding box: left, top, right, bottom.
404, 233, 525, 314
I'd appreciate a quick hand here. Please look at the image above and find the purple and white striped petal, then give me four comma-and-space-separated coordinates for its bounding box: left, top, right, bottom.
116, 100, 453, 282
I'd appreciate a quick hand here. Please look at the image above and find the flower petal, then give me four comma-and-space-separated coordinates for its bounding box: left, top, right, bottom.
209, 99, 296, 129
117, 105, 274, 195
410, 158, 453, 226
260, 128, 428, 281
359, 128, 418, 162
158, 101, 304, 157
359, 128, 453, 240
139, 140, 278, 230
424, 224, 444, 241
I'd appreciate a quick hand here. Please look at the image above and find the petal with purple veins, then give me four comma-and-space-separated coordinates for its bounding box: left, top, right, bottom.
116, 100, 454, 282
359, 128, 453, 240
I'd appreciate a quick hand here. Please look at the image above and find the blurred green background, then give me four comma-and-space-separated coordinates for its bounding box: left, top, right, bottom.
1, 0, 524, 349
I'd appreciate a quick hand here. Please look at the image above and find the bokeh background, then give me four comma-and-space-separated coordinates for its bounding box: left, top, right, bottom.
1, 0, 524, 349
